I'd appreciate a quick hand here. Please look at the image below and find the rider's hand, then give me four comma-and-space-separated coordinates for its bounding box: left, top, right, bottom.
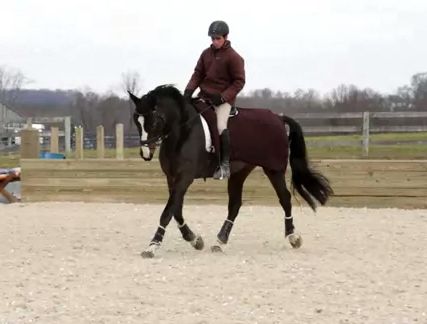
184, 89, 194, 104
208, 92, 225, 106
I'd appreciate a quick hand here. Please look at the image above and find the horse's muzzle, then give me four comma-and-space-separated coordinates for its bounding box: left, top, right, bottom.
140, 143, 156, 161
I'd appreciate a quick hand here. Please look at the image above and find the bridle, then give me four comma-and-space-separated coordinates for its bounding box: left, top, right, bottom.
134, 99, 213, 146
134, 110, 168, 145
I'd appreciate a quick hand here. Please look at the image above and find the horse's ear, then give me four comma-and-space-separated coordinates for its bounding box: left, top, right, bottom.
128, 91, 140, 105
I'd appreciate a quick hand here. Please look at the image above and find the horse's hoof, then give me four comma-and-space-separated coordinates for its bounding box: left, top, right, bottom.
210, 245, 223, 253
141, 242, 160, 258
141, 250, 155, 258
191, 235, 204, 250
288, 233, 303, 249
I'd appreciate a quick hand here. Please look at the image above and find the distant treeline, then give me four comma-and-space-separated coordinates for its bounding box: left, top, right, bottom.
6, 72, 427, 135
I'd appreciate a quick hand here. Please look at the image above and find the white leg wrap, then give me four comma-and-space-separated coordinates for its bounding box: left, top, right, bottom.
177, 222, 186, 229
146, 241, 161, 254
216, 238, 226, 246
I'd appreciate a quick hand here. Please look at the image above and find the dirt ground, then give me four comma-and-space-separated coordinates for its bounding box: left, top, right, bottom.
0, 202, 426, 324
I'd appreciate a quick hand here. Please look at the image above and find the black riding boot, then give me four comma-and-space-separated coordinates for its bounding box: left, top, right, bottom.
213, 129, 231, 180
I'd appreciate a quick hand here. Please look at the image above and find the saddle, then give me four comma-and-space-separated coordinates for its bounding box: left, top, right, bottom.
193, 100, 289, 171
229, 105, 238, 117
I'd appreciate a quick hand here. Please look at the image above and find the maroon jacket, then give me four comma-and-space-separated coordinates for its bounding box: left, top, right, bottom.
185, 41, 245, 105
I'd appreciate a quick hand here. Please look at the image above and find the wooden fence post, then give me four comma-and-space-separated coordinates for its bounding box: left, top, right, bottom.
20, 128, 40, 158
50, 127, 59, 153
96, 125, 105, 159
75, 126, 84, 159
362, 111, 370, 157
116, 123, 124, 160
64, 116, 71, 155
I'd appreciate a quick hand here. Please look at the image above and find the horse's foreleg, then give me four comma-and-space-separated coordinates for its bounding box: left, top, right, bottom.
142, 175, 200, 258
211, 165, 254, 253
165, 175, 203, 250
141, 198, 174, 258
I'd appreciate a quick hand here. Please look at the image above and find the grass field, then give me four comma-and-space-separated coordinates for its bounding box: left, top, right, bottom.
1, 132, 426, 168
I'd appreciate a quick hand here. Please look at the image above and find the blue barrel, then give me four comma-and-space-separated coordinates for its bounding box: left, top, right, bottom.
39, 152, 66, 159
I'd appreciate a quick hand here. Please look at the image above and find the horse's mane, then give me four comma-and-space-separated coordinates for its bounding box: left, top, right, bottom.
143, 84, 191, 132
145, 84, 185, 107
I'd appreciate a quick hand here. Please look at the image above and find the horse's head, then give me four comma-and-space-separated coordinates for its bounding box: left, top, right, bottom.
128, 85, 184, 161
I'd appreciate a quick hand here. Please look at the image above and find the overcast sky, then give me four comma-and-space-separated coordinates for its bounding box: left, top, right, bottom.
1, 0, 426, 96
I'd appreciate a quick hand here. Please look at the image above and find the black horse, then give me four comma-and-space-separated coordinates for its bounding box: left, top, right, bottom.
129, 85, 333, 258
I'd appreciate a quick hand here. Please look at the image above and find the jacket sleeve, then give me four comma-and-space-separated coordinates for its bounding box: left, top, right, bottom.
185, 51, 206, 91
221, 53, 245, 103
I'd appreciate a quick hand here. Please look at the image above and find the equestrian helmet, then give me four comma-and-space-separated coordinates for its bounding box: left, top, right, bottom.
208, 20, 229, 36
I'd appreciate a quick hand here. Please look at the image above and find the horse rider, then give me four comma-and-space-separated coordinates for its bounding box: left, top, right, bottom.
184, 20, 246, 180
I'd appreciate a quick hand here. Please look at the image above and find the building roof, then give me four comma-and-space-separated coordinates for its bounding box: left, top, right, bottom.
0, 103, 26, 136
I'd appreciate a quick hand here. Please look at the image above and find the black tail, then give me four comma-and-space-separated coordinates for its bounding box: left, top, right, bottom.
281, 115, 333, 211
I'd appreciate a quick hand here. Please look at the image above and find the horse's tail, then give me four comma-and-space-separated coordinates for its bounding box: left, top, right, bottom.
281, 115, 333, 211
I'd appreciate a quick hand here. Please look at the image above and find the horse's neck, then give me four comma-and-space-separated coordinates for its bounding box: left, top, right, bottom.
183, 102, 198, 122
161, 103, 199, 157
173, 102, 199, 133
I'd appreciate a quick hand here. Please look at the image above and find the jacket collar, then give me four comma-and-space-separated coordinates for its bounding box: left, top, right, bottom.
210, 40, 231, 51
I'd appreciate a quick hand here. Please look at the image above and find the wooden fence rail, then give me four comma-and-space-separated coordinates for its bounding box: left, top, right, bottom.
290, 111, 427, 156
9, 112, 426, 156
20, 159, 427, 209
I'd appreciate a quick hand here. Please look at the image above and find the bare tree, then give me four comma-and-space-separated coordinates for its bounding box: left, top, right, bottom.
394, 85, 414, 110
121, 70, 142, 96
0, 66, 27, 106
72, 88, 99, 131
411, 72, 427, 110
121, 70, 142, 129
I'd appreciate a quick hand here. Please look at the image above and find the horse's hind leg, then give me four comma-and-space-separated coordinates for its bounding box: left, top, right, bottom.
263, 168, 302, 249
211, 164, 255, 253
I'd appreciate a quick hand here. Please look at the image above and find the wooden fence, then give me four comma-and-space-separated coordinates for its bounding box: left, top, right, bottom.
16, 116, 427, 209
290, 111, 427, 156
21, 159, 427, 209
9, 111, 427, 159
